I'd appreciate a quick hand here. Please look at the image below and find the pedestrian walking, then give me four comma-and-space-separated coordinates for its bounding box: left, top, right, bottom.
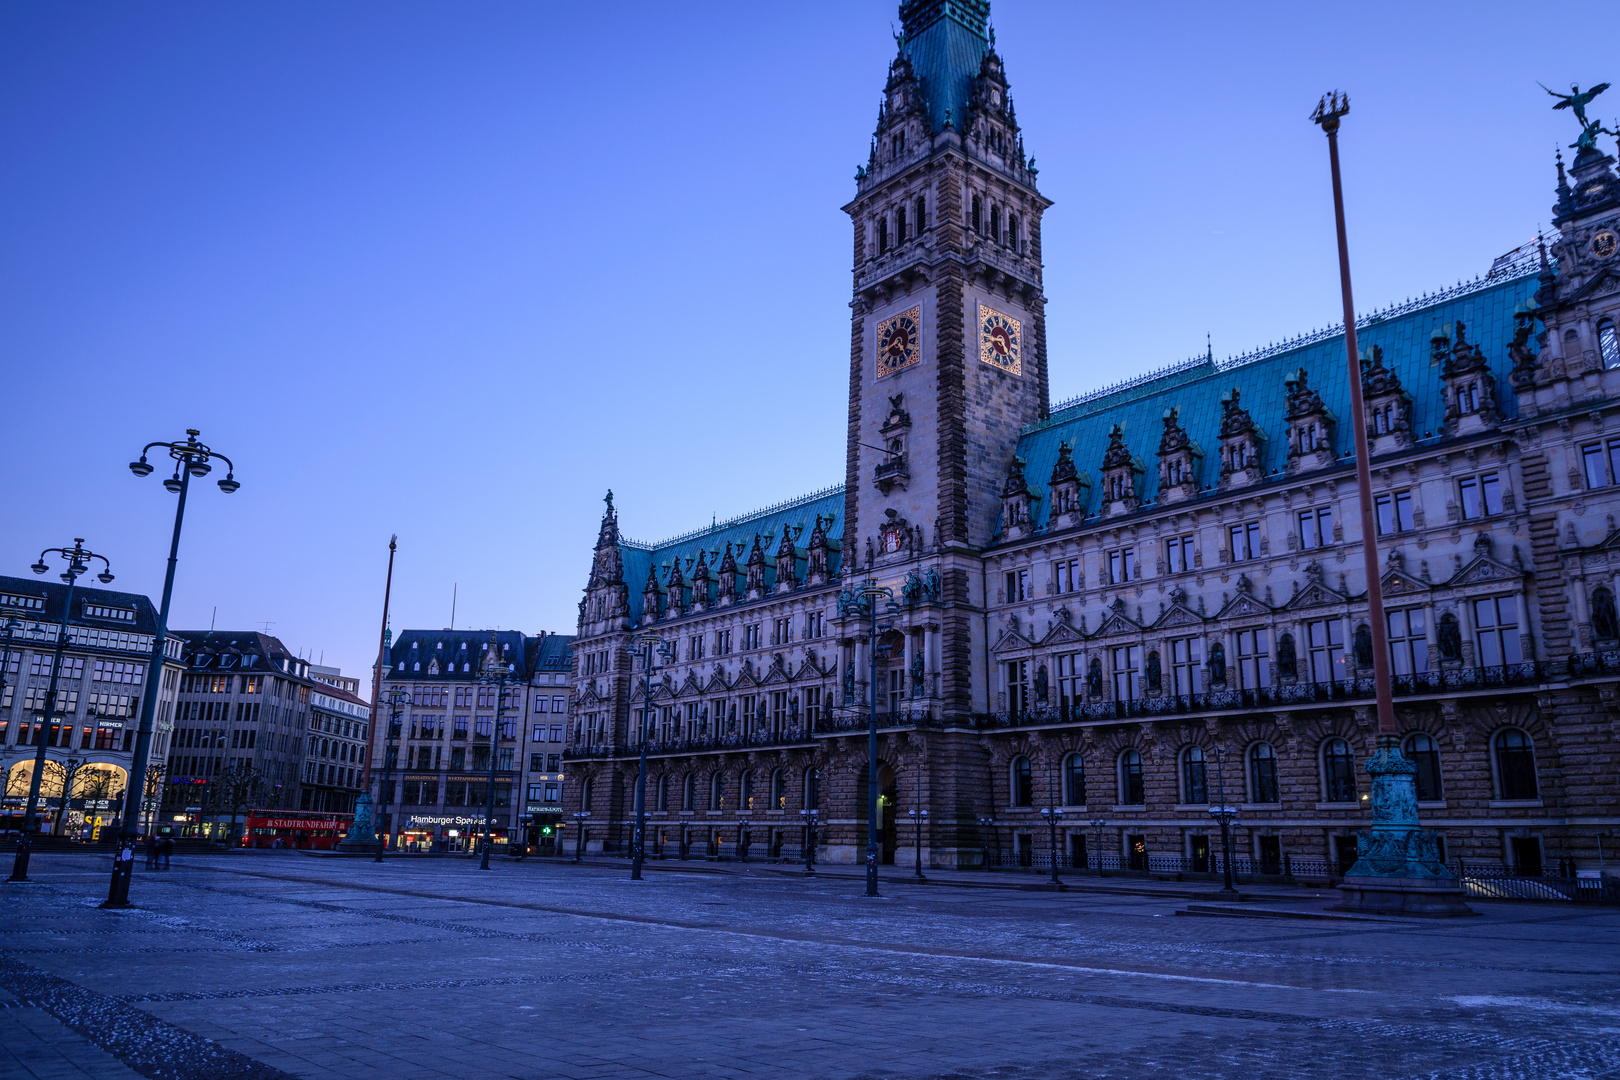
144, 834, 159, 870
159, 835, 173, 870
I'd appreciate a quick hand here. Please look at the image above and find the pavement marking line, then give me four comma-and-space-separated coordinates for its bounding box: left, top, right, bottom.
169, 863, 1372, 998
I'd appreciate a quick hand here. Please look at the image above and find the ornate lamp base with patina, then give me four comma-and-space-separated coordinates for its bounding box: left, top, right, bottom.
1333, 738, 1474, 917
334, 791, 382, 854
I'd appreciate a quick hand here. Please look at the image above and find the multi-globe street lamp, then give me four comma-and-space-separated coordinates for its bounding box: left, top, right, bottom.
907, 799, 929, 882
631, 633, 672, 882
1089, 818, 1108, 875
105, 430, 238, 908
1209, 746, 1240, 897
8, 540, 115, 883
1040, 758, 1065, 888
799, 807, 819, 875
476, 635, 518, 872
373, 686, 409, 862
572, 810, 589, 862
978, 814, 997, 871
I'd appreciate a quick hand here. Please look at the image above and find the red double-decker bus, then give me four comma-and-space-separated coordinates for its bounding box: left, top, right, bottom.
241, 808, 354, 850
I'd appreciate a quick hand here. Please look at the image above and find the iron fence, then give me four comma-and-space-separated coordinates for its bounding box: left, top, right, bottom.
1458, 862, 1620, 904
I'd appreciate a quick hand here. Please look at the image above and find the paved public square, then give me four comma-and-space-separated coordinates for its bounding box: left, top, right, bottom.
1, 852, 1618, 1080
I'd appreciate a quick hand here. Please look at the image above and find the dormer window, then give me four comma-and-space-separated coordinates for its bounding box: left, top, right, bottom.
1459, 382, 1480, 413
891, 130, 905, 158
82, 602, 136, 622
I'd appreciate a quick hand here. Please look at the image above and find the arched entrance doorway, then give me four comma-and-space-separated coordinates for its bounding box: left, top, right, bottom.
856, 761, 899, 865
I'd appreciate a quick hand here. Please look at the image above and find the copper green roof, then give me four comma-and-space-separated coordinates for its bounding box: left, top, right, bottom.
1012, 269, 1542, 533
900, 0, 991, 132
619, 485, 845, 625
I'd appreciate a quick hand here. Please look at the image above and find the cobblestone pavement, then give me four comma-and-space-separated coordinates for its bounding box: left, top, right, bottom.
2, 852, 1619, 1080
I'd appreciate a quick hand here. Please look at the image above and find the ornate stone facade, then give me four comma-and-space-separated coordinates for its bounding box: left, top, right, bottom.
563, 2, 1620, 881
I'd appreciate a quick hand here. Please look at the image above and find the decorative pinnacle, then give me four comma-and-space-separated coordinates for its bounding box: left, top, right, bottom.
1311, 90, 1349, 133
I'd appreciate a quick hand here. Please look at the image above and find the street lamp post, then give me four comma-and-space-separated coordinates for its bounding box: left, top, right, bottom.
573, 811, 589, 862
908, 795, 928, 882
1310, 94, 1467, 915
1089, 819, 1107, 876
476, 635, 516, 871
631, 634, 671, 882
373, 688, 408, 863
1209, 746, 1239, 897
860, 579, 894, 899
1041, 758, 1065, 888
105, 430, 238, 907
800, 808, 818, 874
10, 540, 116, 882
978, 815, 996, 871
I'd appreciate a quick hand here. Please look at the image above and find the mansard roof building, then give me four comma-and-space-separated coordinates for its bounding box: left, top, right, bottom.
564, 0, 1620, 881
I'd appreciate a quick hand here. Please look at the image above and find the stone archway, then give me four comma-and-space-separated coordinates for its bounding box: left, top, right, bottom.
856, 761, 899, 865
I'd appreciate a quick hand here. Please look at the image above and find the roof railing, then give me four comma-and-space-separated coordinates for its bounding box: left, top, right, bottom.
621, 483, 845, 551
1034, 251, 1549, 434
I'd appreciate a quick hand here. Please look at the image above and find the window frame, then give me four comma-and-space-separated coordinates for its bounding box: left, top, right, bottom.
1248, 742, 1279, 804
1321, 737, 1358, 803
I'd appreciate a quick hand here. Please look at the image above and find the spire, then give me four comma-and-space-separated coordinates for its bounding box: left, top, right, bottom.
895, 0, 992, 133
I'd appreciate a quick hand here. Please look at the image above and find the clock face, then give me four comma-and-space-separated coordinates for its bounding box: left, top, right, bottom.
1594, 230, 1619, 259
876, 306, 921, 378
979, 304, 1022, 374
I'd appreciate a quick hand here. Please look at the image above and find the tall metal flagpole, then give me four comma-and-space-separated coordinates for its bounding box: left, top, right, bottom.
1311, 92, 1469, 916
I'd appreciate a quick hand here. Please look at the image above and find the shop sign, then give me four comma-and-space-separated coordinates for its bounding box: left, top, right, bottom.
96, 719, 125, 729
525, 804, 562, 814
408, 814, 487, 828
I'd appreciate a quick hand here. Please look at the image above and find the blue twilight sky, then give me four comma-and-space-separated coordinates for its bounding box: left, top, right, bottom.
0, 1, 1611, 681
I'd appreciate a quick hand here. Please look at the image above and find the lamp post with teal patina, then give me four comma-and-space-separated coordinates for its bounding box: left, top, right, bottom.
1312, 93, 1469, 916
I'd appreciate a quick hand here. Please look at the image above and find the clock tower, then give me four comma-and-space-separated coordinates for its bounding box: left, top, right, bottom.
841, 0, 1049, 716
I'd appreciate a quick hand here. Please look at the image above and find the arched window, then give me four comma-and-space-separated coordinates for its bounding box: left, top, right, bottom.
1248, 742, 1279, 803
1322, 738, 1357, 803
1404, 734, 1443, 802
656, 775, 669, 811
1063, 753, 1085, 806
804, 767, 819, 810
1118, 749, 1144, 805
682, 773, 694, 811
970, 193, 982, 233
1494, 729, 1539, 800
581, 777, 593, 812
877, 216, 889, 255
896, 205, 908, 243
1008, 212, 1020, 252
1182, 746, 1208, 804
989, 206, 1001, 243
740, 770, 755, 811
914, 195, 926, 233
1600, 318, 1618, 370
1592, 587, 1620, 641
770, 768, 785, 811
710, 772, 723, 811
1010, 756, 1032, 807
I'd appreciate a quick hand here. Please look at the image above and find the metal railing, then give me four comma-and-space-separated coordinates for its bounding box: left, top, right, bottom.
1458, 863, 1620, 904
982, 848, 1338, 879
980, 662, 1546, 727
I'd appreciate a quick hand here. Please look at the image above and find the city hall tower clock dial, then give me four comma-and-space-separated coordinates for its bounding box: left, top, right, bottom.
877, 306, 921, 377
979, 304, 1022, 375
